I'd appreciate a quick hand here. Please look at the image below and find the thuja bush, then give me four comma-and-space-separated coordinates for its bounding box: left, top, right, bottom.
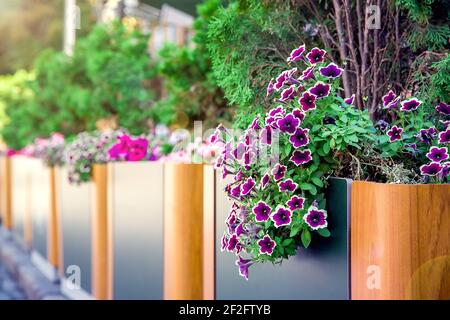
211, 45, 374, 279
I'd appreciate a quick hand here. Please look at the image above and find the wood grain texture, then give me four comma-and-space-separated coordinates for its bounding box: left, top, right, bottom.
203, 165, 215, 300
92, 164, 110, 300
0, 157, 12, 229
351, 182, 450, 300
164, 163, 204, 300
47, 167, 60, 267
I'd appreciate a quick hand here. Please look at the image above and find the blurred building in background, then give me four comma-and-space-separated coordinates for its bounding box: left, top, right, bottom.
94, 0, 194, 55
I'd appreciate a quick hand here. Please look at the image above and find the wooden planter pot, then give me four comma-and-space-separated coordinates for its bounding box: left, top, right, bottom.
205, 167, 351, 300
105, 162, 164, 300
351, 182, 450, 300
57, 167, 94, 299
0, 157, 12, 229
164, 163, 205, 300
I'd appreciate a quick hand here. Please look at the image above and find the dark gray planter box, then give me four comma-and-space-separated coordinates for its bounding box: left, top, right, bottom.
107, 162, 164, 300
215, 177, 351, 300
57, 168, 93, 299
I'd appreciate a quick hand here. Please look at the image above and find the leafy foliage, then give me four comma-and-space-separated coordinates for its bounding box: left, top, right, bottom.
156, 0, 233, 129
1, 22, 160, 148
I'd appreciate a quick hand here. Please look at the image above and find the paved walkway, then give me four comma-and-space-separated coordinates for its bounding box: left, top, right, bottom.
0, 262, 26, 300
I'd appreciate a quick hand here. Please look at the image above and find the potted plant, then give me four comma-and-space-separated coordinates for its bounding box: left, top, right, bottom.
350, 93, 450, 299
208, 45, 374, 299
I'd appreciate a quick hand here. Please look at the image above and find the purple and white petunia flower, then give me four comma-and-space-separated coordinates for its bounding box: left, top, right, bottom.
400, 98, 422, 112
306, 47, 326, 65
319, 63, 343, 78
230, 184, 241, 198
249, 116, 261, 130
268, 105, 285, 117
290, 149, 312, 166
274, 69, 297, 91
227, 213, 239, 235
440, 162, 450, 177
280, 85, 297, 102
252, 200, 272, 222
286, 195, 305, 211
261, 173, 270, 189
232, 142, 246, 160
271, 163, 287, 181
258, 235, 276, 255
220, 233, 229, 252
420, 162, 443, 176
299, 91, 317, 111
382, 90, 398, 109
441, 120, 450, 130
243, 150, 256, 167
292, 108, 306, 122
387, 125, 403, 142
303, 207, 328, 230
278, 179, 298, 193
241, 177, 256, 196
235, 256, 254, 280
277, 113, 300, 134
439, 129, 450, 144
227, 234, 239, 252
376, 120, 389, 132
289, 128, 310, 148
266, 79, 274, 96
344, 94, 355, 105
426, 146, 449, 162
236, 223, 245, 237
416, 127, 437, 144
271, 207, 292, 228
287, 44, 306, 62
435, 102, 450, 116
300, 66, 315, 81
309, 82, 331, 99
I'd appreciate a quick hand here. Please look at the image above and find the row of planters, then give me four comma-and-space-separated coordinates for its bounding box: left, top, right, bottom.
0, 44, 449, 300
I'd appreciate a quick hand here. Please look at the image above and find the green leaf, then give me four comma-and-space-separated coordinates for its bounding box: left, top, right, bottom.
282, 238, 294, 246
301, 229, 311, 248
289, 225, 301, 237
322, 141, 331, 154
317, 228, 331, 237
311, 176, 324, 187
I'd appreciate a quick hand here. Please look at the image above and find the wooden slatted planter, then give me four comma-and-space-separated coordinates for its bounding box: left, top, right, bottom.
351, 182, 450, 300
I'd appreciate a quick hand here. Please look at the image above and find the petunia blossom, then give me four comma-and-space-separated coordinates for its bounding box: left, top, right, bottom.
306, 47, 326, 64
280, 85, 297, 102
287, 44, 306, 62
271, 207, 292, 228
309, 82, 330, 99
420, 162, 443, 176
303, 207, 328, 230
436, 102, 450, 116
261, 173, 270, 189
292, 108, 306, 122
439, 129, 450, 144
235, 256, 254, 280
241, 177, 256, 196
426, 146, 449, 162
289, 128, 309, 148
344, 94, 355, 105
290, 149, 312, 166
271, 163, 287, 181
252, 201, 272, 222
299, 91, 317, 111
319, 63, 343, 78
286, 195, 305, 211
258, 235, 276, 255
382, 90, 398, 109
260, 125, 273, 145
278, 179, 298, 193
300, 66, 315, 81
221, 233, 229, 252
400, 98, 422, 112
387, 125, 403, 142
277, 113, 300, 134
